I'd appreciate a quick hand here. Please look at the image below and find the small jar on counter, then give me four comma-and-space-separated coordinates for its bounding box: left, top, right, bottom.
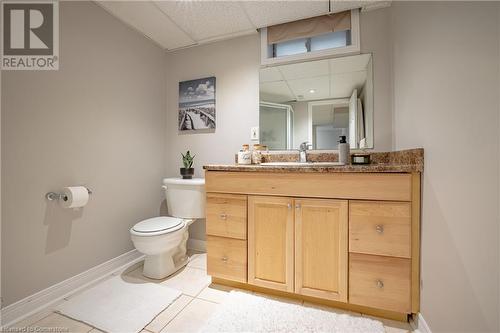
237, 144, 252, 165
252, 144, 263, 164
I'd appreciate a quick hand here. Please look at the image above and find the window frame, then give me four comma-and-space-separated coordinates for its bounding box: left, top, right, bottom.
260, 9, 360, 67
259, 101, 294, 150
307, 98, 350, 148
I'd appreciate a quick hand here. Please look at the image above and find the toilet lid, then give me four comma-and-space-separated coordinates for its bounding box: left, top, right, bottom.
132, 216, 183, 234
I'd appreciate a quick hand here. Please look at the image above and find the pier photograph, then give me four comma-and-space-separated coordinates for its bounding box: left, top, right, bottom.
178, 76, 216, 131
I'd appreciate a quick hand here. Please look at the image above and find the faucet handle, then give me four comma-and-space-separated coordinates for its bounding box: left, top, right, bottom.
300, 141, 312, 151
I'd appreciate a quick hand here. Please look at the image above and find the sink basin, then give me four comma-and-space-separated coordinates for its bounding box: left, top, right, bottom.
260, 161, 344, 167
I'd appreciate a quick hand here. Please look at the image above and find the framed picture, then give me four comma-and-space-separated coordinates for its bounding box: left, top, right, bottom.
178, 76, 216, 131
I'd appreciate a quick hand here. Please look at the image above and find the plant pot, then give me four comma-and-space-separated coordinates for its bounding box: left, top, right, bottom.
180, 168, 194, 179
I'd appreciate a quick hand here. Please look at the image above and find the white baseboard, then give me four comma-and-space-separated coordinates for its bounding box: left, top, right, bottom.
187, 238, 206, 252
1, 249, 144, 328
410, 313, 432, 333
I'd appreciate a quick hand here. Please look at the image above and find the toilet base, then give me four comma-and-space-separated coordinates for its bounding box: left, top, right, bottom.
142, 251, 173, 279
133, 219, 196, 280
142, 227, 192, 279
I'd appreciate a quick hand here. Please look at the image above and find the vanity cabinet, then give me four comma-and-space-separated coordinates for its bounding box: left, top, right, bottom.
206, 193, 247, 239
349, 253, 411, 313
206, 235, 247, 283
206, 193, 248, 283
246, 196, 348, 298
348, 201, 412, 313
248, 196, 294, 292
204, 170, 421, 320
294, 198, 348, 302
349, 201, 411, 258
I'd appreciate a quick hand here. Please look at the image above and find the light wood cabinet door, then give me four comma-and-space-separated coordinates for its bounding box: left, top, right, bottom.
294, 198, 348, 302
207, 235, 247, 283
248, 195, 294, 292
349, 253, 411, 313
206, 193, 247, 239
349, 201, 411, 258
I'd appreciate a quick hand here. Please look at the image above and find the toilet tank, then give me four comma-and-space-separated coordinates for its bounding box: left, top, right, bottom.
162, 178, 205, 219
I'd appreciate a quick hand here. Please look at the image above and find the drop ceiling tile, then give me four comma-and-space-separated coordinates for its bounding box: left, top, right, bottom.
330, 54, 371, 74
241, 0, 329, 28
97, 1, 194, 49
287, 75, 330, 101
260, 81, 295, 103
278, 59, 330, 80
330, 71, 367, 98
154, 1, 255, 42
260, 67, 284, 83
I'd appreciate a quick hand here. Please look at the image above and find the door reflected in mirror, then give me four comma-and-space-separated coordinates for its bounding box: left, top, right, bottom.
259, 53, 373, 150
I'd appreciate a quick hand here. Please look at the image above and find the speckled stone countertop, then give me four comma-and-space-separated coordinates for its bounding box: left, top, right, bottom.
203, 148, 423, 173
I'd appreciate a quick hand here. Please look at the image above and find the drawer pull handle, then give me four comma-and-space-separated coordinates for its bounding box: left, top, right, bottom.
375, 225, 384, 234
376, 279, 384, 289
219, 213, 227, 220
221, 257, 228, 262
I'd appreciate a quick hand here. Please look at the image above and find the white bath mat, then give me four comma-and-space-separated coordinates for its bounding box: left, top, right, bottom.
199, 291, 385, 333
57, 275, 181, 333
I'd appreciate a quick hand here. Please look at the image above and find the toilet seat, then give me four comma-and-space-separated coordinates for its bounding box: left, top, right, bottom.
131, 216, 184, 236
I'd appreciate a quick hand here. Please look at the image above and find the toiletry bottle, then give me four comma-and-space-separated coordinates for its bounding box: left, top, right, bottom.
338, 136, 350, 165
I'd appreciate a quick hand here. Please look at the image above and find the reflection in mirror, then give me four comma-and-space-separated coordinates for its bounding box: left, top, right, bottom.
259, 53, 373, 150
259, 102, 293, 149
309, 99, 348, 150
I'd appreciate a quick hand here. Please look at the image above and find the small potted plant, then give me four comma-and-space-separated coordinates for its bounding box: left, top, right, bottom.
180, 151, 195, 179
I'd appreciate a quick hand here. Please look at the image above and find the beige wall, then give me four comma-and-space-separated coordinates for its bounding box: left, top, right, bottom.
0, 50, 2, 310
391, 2, 500, 332
360, 7, 393, 152
165, 35, 260, 240
1, 2, 167, 306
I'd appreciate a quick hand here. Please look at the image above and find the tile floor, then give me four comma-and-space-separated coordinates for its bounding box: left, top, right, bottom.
9, 252, 414, 333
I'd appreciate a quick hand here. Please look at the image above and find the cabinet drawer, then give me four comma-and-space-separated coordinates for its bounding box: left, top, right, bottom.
207, 235, 247, 283
349, 201, 411, 258
349, 253, 411, 313
206, 171, 412, 201
206, 193, 247, 239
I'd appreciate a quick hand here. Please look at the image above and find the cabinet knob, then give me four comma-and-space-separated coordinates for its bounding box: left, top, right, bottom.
295, 203, 301, 209
219, 213, 227, 220
375, 224, 384, 234
287, 203, 292, 209
221, 256, 228, 262
376, 279, 384, 289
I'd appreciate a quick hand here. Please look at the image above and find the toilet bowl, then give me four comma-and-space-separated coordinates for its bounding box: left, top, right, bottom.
130, 178, 205, 279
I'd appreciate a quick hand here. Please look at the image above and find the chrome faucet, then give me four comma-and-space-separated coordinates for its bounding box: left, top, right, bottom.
299, 141, 312, 163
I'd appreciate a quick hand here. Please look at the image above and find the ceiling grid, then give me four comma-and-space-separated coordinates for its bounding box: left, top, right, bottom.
95, 0, 390, 51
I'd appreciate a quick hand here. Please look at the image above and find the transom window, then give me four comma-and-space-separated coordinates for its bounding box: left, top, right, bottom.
261, 9, 360, 66
273, 30, 351, 58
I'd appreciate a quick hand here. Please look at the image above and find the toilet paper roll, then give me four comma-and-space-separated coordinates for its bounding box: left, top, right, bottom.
60, 186, 89, 208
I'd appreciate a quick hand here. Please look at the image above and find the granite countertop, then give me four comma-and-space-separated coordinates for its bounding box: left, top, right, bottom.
203, 148, 424, 173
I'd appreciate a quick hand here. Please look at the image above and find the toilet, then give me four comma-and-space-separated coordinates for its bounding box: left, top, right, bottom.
130, 178, 205, 279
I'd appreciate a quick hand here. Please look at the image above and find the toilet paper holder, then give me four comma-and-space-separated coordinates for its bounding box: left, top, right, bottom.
46, 187, 92, 201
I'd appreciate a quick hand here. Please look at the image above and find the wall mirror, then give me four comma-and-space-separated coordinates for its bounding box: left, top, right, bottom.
259, 53, 373, 150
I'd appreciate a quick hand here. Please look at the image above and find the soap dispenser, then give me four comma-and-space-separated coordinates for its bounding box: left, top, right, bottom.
338, 136, 350, 165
